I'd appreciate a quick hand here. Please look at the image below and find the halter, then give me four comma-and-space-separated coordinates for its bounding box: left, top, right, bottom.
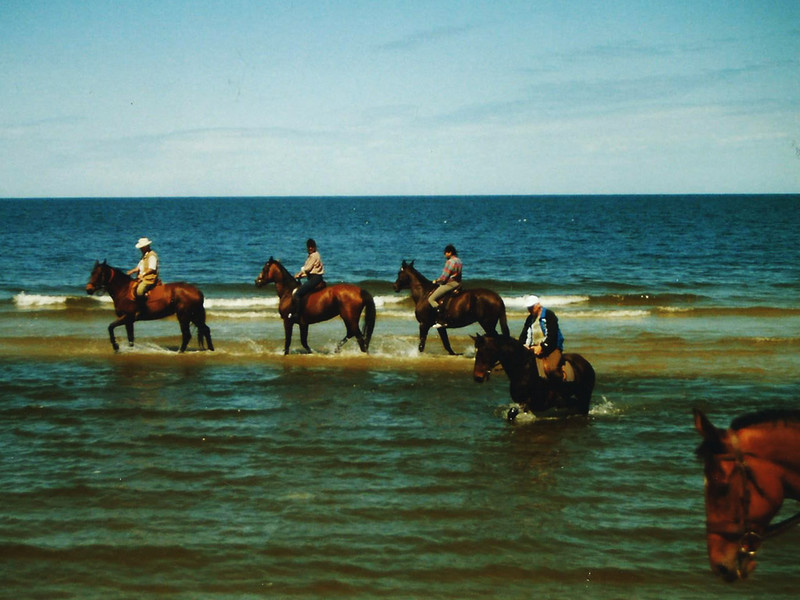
706, 433, 800, 573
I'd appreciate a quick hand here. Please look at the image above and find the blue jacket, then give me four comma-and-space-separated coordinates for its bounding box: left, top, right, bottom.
520, 307, 564, 356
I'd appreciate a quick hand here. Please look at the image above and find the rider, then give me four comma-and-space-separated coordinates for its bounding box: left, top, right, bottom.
127, 237, 159, 311
520, 294, 565, 381
428, 244, 462, 327
290, 238, 325, 323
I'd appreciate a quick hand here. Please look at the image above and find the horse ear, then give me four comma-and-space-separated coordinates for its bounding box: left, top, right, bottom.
693, 408, 721, 441
102, 259, 107, 265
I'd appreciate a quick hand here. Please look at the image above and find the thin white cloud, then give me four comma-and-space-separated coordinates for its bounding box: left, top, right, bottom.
375, 24, 477, 52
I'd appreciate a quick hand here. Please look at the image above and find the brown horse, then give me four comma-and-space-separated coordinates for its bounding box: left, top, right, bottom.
85, 260, 214, 353
393, 260, 509, 354
255, 257, 375, 354
472, 333, 595, 420
694, 409, 800, 581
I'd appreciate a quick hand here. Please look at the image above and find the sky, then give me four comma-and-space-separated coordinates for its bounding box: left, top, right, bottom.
1, 1, 799, 197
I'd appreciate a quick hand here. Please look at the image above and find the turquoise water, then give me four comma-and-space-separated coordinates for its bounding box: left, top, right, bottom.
1, 195, 799, 598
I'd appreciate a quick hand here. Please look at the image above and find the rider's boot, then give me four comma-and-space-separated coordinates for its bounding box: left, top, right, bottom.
432, 303, 447, 328
135, 293, 148, 317
289, 294, 301, 324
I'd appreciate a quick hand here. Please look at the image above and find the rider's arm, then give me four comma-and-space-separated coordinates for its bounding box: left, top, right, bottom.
540, 310, 560, 356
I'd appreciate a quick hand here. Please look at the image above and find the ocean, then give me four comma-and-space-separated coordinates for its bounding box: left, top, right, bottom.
1, 195, 799, 599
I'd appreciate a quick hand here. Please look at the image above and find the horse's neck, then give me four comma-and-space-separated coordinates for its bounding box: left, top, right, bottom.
739, 426, 800, 498
273, 264, 298, 297
406, 267, 433, 301
106, 266, 134, 294
497, 340, 532, 380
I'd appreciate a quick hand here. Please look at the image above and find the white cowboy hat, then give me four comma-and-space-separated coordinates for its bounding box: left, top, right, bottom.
135, 237, 153, 249
524, 294, 540, 308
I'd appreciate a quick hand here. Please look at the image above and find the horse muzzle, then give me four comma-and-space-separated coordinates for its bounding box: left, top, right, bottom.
85, 284, 96, 295
708, 532, 759, 582
473, 370, 490, 383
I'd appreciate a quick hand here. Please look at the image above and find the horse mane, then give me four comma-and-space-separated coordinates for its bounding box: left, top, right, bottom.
730, 409, 800, 431
695, 409, 800, 459
268, 257, 295, 280
99, 261, 132, 280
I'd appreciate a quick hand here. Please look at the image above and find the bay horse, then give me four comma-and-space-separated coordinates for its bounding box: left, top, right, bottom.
255, 257, 375, 355
472, 333, 594, 419
85, 260, 214, 353
694, 408, 800, 581
393, 260, 509, 354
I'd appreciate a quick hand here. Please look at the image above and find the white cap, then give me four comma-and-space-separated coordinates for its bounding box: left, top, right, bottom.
135, 237, 153, 249
524, 294, 540, 308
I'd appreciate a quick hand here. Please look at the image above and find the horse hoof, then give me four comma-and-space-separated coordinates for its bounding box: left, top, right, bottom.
507, 407, 519, 421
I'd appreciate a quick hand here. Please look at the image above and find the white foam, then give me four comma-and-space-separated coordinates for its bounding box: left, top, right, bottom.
503, 295, 590, 309
204, 296, 278, 310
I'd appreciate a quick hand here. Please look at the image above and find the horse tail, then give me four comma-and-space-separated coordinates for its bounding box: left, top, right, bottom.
195, 304, 215, 351
183, 286, 214, 351
361, 289, 376, 351
498, 299, 510, 337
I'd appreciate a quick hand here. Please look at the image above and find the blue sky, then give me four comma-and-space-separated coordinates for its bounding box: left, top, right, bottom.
1, 1, 799, 197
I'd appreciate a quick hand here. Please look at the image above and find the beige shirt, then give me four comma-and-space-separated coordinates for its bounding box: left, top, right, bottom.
136, 250, 159, 277
298, 251, 324, 276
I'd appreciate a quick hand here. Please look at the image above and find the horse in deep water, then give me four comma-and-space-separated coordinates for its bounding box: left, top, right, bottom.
393, 260, 509, 355
255, 257, 375, 354
694, 408, 800, 582
85, 260, 214, 353
472, 333, 595, 419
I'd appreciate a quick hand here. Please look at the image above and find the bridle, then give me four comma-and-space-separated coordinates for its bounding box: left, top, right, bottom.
88, 263, 115, 296
706, 434, 800, 574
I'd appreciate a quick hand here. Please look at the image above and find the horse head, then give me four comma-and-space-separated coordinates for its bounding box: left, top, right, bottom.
255, 257, 279, 287
472, 333, 500, 383
393, 260, 414, 292
86, 260, 108, 295
694, 409, 788, 582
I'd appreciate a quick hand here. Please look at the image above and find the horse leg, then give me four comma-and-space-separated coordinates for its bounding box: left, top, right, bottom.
339, 315, 368, 353
299, 323, 312, 354
200, 324, 214, 351
336, 335, 351, 352
178, 317, 192, 353
281, 319, 294, 354
418, 323, 430, 352
436, 328, 458, 355
107, 315, 131, 352
191, 306, 214, 351
355, 332, 367, 352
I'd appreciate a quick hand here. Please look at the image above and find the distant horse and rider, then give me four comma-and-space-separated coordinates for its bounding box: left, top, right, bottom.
255, 257, 375, 355
472, 332, 595, 420
393, 260, 509, 354
694, 408, 800, 582
85, 260, 214, 353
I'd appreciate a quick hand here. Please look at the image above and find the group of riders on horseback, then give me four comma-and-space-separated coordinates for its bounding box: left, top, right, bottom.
89, 236, 586, 415
121, 236, 570, 383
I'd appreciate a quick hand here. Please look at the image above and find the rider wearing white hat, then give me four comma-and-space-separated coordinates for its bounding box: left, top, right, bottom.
127, 237, 159, 305
520, 294, 565, 381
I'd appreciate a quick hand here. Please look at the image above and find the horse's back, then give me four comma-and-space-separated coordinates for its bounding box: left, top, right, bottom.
165, 281, 205, 305
564, 352, 595, 386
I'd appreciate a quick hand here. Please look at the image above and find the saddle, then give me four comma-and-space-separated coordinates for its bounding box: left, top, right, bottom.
535, 357, 575, 382
128, 279, 165, 302
430, 285, 462, 308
